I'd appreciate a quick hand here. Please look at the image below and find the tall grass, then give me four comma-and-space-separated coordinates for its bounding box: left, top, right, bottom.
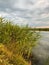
0, 17, 40, 65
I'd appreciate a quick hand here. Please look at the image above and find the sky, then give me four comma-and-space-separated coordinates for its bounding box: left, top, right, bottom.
0, 0, 49, 27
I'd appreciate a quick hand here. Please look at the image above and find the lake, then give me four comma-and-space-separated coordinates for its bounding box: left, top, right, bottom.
32, 31, 49, 65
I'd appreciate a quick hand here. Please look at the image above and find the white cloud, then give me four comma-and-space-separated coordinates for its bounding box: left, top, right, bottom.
0, 12, 9, 17
0, 0, 49, 26
40, 13, 49, 18
30, 0, 49, 10
12, 17, 29, 25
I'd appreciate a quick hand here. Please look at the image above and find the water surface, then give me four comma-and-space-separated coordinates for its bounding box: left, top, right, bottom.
32, 31, 49, 65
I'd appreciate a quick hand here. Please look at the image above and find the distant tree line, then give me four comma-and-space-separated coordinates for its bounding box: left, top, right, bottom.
29, 28, 49, 31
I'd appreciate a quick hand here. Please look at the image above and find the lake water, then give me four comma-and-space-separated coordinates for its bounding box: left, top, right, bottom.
32, 31, 49, 65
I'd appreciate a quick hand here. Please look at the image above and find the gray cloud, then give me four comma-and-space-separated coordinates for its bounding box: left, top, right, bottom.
0, 0, 49, 26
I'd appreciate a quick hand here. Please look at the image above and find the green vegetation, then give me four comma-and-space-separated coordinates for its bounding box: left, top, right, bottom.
29, 28, 49, 31
44, 57, 49, 65
0, 17, 40, 65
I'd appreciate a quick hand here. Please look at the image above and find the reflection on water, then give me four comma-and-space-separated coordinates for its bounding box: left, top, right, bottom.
32, 31, 49, 65
40, 31, 49, 42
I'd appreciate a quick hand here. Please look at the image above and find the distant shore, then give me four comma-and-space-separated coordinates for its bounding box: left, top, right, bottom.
28, 28, 49, 31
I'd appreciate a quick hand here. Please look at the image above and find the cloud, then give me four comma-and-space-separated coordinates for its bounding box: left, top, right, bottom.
0, 0, 49, 26
0, 11, 10, 17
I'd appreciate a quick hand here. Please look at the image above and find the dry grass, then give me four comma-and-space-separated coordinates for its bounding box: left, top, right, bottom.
0, 44, 30, 65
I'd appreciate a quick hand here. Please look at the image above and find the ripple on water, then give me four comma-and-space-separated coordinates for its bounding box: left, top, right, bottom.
32, 31, 49, 65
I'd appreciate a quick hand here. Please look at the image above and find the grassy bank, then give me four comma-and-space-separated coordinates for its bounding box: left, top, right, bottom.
0, 17, 40, 65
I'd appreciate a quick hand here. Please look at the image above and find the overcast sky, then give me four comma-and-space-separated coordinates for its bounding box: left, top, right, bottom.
0, 0, 49, 27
